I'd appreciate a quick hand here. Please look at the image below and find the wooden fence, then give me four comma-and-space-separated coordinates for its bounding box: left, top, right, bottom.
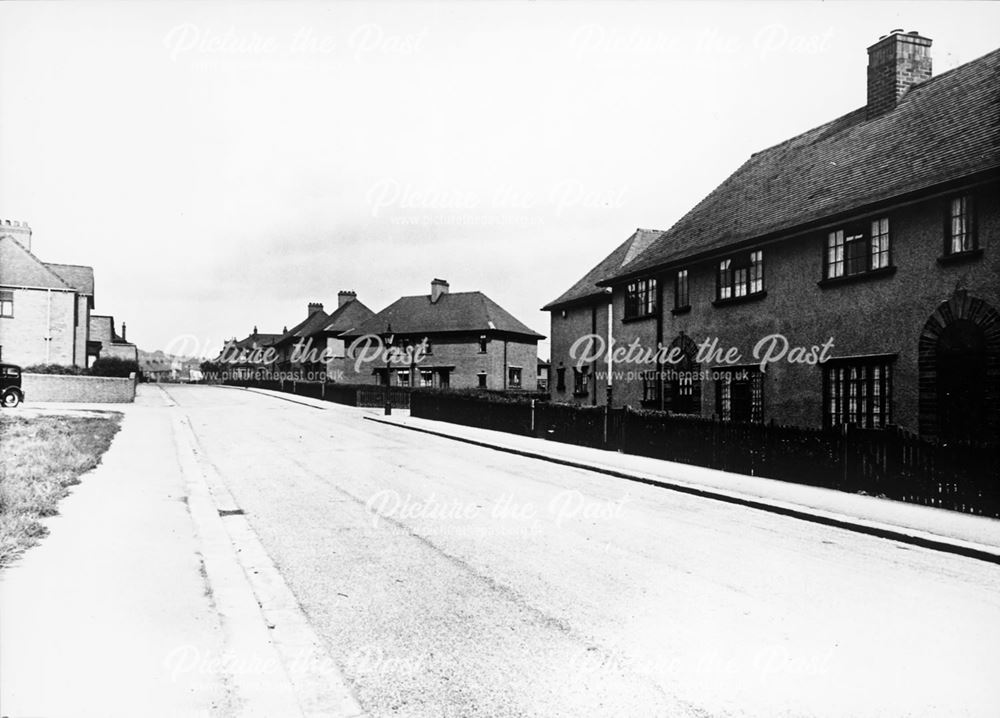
410, 391, 1000, 518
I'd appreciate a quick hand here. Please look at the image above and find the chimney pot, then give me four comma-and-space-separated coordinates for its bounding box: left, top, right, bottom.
307, 302, 324, 315
337, 290, 357, 307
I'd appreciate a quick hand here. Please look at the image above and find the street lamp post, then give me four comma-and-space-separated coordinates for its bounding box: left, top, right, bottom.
382, 324, 394, 415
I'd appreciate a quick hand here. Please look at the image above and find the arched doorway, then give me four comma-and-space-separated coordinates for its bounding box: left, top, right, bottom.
919, 293, 1000, 444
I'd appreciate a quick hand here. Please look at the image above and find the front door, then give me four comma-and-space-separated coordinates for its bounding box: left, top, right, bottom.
937, 319, 987, 444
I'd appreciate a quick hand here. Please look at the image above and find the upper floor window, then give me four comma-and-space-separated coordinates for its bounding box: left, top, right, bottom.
674, 269, 689, 309
624, 277, 657, 319
478, 335, 488, 353
826, 217, 891, 279
0, 291, 12, 318
945, 195, 976, 255
718, 250, 763, 301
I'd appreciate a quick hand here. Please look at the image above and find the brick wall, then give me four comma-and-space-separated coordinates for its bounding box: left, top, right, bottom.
0, 288, 78, 366
548, 301, 611, 406
22, 373, 136, 403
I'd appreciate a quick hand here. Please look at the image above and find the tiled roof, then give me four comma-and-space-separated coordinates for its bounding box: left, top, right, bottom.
542, 228, 663, 310
274, 309, 332, 347
0, 236, 75, 291
45, 263, 95, 295
232, 332, 283, 350
348, 291, 544, 339
323, 298, 376, 334
605, 46, 1000, 282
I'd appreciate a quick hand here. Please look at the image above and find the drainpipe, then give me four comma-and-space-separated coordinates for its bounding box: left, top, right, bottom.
606, 293, 613, 409
46, 289, 52, 363
503, 338, 508, 390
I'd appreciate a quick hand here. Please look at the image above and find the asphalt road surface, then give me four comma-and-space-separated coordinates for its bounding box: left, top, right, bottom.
163, 384, 1000, 718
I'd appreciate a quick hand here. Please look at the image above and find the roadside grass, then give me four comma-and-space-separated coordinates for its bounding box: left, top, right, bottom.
0, 412, 123, 566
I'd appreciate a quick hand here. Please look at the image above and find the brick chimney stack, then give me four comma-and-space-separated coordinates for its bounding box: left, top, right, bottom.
121, 322, 127, 342
1, 219, 32, 252
867, 29, 932, 119
307, 302, 324, 315
338, 290, 357, 307
430, 278, 449, 303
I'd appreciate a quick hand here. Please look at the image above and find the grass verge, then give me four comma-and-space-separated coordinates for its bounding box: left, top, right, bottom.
0, 412, 123, 566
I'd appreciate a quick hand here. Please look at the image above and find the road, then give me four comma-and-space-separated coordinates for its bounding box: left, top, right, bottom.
164, 384, 1000, 718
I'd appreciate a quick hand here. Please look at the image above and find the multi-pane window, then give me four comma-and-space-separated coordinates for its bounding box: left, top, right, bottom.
420, 370, 433, 387
674, 269, 689, 309
823, 357, 893, 429
673, 371, 696, 414
826, 217, 890, 279
396, 370, 410, 387
946, 196, 976, 254
478, 335, 488, 353
573, 366, 589, 396
718, 250, 764, 300
642, 371, 658, 404
0, 291, 12, 318
716, 368, 764, 423
508, 367, 522, 388
624, 278, 657, 319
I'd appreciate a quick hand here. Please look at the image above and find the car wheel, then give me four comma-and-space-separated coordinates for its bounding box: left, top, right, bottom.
2, 390, 21, 408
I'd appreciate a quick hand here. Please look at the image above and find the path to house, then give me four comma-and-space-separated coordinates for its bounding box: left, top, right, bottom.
3, 383, 1000, 717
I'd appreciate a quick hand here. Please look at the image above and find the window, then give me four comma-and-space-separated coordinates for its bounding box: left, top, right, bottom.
396, 370, 410, 387
477, 372, 487, 389
508, 367, 522, 388
420, 370, 433, 387
0, 291, 12, 318
556, 367, 566, 392
573, 366, 589, 396
824, 357, 893, 429
424, 338, 433, 355
624, 277, 657, 319
826, 217, 891, 279
478, 335, 488, 353
673, 370, 696, 414
717, 250, 764, 301
945, 196, 976, 255
642, 371, 658, 404
716, 368, 763, 423
674, 270, 689, 309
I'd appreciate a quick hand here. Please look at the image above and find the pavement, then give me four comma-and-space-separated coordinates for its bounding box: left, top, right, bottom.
0, 386, 366, 718
3, 383, 1000, 717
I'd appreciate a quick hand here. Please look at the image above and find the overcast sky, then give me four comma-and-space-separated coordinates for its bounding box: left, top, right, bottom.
1, 1, 998, 358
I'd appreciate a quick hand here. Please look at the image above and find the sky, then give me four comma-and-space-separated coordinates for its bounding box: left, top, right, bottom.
1, 1, 999, 359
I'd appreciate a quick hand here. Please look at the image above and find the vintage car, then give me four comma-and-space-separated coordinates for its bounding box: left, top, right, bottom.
1, 364, 24, 408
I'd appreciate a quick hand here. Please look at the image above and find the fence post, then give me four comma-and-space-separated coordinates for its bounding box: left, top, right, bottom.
530, 399, 535, 436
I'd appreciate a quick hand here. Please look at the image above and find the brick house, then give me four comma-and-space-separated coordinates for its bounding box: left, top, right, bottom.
341, 279, 544, 390
543, 228, 662, 405
271, 291, 375, 380
546, 32, 1000, 444
0, 220, 135, 368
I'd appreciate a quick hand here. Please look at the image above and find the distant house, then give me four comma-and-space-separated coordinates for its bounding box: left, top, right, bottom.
216, 327, 283, 380
89, 315, 138, 364
537, 359, 550, 392
0, 220, 135, 368
340, 279, 545, 390
272, 291, 376, 380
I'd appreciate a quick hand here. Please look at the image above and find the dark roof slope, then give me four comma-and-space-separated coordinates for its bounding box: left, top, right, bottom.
233, 331, 282, 349
0, 236, 75, 291
46, 263, 95, 295
542, 228, 662, 310
608, 46, 1000, 282
274, 309, 331, 347
322, 298, 376, 334
348, 291, 544, 339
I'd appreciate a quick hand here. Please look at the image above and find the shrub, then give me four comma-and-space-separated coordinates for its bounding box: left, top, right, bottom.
88, 357, 139, 378
22, 364, 87, 375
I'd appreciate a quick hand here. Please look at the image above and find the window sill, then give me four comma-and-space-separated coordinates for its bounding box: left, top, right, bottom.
712, 290, 767, 308
670, 305, 691, 316
937, 248, 983, 266
621, 312, 657, 324
817, 265, 896, 288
